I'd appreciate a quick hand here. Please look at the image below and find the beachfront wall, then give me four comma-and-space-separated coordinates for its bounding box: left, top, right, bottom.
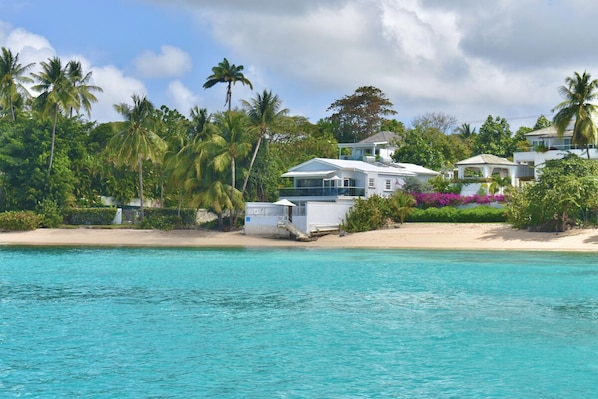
305, 201, 353, 234
244, 202, 293, 238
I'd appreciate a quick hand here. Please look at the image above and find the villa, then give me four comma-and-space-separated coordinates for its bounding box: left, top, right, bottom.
513, 124, 595, 180
244, 133, 439, 239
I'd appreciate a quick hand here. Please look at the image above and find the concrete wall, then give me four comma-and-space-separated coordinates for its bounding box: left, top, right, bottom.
305, 201, 353, 233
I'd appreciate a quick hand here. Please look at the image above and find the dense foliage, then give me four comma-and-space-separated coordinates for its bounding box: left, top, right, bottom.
0, 211, 40, 230
406, 206, 506, 223
505, 154, 598, 231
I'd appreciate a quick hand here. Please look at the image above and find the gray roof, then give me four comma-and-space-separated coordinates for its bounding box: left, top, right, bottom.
455, 154, 517, 166
358, 131, 400, 144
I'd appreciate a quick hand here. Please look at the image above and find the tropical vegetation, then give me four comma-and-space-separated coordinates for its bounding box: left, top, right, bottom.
1, 48, 597, 233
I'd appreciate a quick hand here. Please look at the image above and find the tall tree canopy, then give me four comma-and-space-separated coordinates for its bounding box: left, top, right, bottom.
326, 86, 397, 143
32, 56, 78, 170
65, 60, 102, 118
473, 115, 514, 158
203, 58, 253, 111
240, 89, 288, 195
0, 47, 34, 121
553, 71, 598, 159
109, 95, 167, 221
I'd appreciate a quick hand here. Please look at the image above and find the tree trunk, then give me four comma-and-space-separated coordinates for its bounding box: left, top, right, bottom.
241, 133, 263, 195
230, 157, 236, 228
48, 105, 58, 171
138, 156, 144, 222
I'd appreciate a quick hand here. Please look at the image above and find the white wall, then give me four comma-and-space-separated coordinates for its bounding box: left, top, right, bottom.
305, 201, 353, 233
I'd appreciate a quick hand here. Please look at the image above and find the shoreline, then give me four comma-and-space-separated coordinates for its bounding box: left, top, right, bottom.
2, 223, 598, 252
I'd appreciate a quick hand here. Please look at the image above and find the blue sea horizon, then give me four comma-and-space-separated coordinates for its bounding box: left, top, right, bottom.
1, 247, 597, 398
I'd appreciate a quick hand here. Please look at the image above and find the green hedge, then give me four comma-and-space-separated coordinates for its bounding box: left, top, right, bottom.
0, 211, 41, 231
64, 208, 117, 225
406, 206, 507, 223
141, 208, 197, 230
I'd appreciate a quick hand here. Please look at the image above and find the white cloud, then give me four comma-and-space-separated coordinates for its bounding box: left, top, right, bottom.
167, 80, 198, 115
91, 65, 147, 122
134, 45, 192, 78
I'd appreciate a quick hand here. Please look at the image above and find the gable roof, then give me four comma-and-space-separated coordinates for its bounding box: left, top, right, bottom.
455, 154, 517, 166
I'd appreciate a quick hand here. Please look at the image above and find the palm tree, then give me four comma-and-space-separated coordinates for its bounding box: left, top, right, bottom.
0, 47, 35, 121
110, 94, 167, 221
553, 71, 598, 159
66, 60, 102, 118
240, 89, 288, 195
203, 58, 253, 111
204, 111, 252, 227
32, 56, 78, 170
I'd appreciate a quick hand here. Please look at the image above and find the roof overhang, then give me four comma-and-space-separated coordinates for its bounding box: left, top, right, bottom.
281, 170, 336, 178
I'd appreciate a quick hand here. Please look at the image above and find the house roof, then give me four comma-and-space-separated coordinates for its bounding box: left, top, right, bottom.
455, 154, 517, 166
525, 124, 573, 138
358, 131, 400, 144
283, 158, 416, 177
392, 162, 440, 176
337, 131, 400, 148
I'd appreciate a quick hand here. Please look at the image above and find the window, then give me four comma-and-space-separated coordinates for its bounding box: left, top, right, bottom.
385, 179, 391, 190
368, 178, 375, 188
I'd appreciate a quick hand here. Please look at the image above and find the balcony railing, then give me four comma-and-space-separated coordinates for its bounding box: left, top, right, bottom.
278, 187, 366, 197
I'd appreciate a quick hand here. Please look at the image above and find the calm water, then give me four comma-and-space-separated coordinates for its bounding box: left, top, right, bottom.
1, 247, 597, 398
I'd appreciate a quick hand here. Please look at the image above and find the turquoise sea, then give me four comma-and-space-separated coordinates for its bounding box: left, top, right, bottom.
1, 247, 597, 398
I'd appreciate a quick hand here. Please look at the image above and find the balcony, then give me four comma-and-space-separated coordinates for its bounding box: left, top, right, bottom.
278, 186, 366, 198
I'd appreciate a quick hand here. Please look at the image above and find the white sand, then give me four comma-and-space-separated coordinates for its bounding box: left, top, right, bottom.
2, 223, 598, 251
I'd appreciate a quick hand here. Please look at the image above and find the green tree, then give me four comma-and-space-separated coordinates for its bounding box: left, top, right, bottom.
0, 47, 34, 121
389, 191, 416, 224
326, 86, 397, 143
65, 60, 102, 118
203, 58, 253, 111
553, 71, 598, 159
240, 89, 288, 195
204, 111, 252, 227
109, 95, 167, 221
473, 115, 514, 158
533, 114, 552, 130
455, 122, 477, 139
32, 56, 78, 170
0, 118, 84, 210
506, 154, 598, 231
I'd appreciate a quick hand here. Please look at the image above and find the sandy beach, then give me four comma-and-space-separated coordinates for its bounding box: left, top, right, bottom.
2, 223, 598, 251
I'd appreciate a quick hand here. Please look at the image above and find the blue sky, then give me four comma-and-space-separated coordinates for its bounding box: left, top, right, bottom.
2, 0, 598, 131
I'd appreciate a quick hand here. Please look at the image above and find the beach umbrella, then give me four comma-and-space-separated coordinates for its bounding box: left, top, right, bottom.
273, 199, 296, 207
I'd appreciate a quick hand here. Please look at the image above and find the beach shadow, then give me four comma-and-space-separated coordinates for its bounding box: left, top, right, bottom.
480, 225, 598, 244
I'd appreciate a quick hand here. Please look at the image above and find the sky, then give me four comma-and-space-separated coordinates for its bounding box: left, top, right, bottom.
1, 0, 597, 132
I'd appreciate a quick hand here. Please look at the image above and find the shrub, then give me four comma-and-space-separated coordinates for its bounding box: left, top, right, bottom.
64, 208, 117, 225
36, 199, 64, 228
406, 206, 506, 223
414, 193, 505, 208
142, 208, 197, 230
0, 211, 41, 231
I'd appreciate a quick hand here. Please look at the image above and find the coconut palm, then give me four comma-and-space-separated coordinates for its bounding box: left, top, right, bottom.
0, 47, 35, 121
203, 111, 252, 227
203, 58, 253, 111
66, 60, 102, 118
553, 71, 598, 159
240, 89, 288, 195
110, 94, 167, 221
32, 56, 78, 170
